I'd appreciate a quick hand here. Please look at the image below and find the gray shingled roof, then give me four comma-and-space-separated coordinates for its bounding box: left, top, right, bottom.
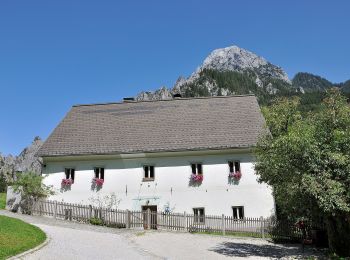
37, 95, 266, 157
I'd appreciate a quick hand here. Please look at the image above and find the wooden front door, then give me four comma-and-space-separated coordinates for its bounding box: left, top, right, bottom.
142, 205, 157, 229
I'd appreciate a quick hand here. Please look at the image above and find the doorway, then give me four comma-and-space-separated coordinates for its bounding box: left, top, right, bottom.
142, 205, 157, 229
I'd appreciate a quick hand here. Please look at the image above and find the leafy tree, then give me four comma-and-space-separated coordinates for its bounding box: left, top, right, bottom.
12, 172, 55, 214
255, 88, 350, 256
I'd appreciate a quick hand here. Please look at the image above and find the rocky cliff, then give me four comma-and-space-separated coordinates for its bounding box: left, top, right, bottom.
0, 137, 43, 183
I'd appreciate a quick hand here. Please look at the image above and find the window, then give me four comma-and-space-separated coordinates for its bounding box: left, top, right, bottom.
65, 168, 75, 182
228, 161, 241, 173
143, 165, 155, 181
191, 163, 202, 175
193, 208, 205, 224
94, 167, 104, 179
232, 206, 244, 219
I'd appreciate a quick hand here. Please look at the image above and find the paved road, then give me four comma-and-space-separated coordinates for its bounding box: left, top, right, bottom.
0, 211, 158, 260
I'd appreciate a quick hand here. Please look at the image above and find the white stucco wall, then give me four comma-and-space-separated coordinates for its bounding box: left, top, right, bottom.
42, 151, 275, 218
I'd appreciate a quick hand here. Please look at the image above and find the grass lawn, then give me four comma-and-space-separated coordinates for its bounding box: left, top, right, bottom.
0, 215, 46, 260
0, 193, 5, 209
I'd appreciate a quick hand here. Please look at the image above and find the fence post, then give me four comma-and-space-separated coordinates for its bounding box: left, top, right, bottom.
222, 214, 226, 236
147, 209, 151, 230
183, 211, 187, 231
260, 216, 265, 239
54, 201, 57, 219
126, 210, 131, 229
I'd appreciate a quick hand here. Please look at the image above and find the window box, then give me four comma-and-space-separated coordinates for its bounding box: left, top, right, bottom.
61, 178, 73, 186
190, 174, 203, 182
92, 178, 104, 186
229, 171, 242, 181
142, 177, 155, 182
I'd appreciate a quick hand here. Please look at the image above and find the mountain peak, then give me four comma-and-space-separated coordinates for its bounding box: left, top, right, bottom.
197, 45, 290, 83
135, 44, 292, 101
202, 45, 268, 70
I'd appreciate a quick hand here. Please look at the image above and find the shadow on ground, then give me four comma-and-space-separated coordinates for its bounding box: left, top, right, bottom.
209, 242, 313, 258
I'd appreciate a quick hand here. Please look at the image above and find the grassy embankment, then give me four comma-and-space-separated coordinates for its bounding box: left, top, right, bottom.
0, 193, 5, 209
0, 192, 46, 259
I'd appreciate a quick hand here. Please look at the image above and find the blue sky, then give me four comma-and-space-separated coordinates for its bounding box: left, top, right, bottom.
0, 0, 349, 155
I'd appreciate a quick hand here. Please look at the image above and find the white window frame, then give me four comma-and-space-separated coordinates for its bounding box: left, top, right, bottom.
94, 167, 105, 180
193, 207, 205, 224
64, 168, 75, 181
232, 206, 244, 220
191, 163, 203, 176
143, 165, 155, 181
228, 161, 241, 173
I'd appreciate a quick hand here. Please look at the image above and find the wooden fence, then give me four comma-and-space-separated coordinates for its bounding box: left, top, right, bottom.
31, 200, 303, 240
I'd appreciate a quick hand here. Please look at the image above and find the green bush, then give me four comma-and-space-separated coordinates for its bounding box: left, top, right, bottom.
11, 172, 54, 214
106, 223, 126, 229
89, 217, 103, 226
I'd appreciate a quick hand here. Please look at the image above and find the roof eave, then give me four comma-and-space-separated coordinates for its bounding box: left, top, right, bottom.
40, 146, 255, 162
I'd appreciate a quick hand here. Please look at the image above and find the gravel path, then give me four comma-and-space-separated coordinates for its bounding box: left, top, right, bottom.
131, 231, 325, 260
0, 211, 158, 260
1, 210, 325, 259
23, 224, 152, 260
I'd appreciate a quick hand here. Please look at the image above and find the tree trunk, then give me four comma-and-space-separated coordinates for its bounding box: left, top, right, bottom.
326, 213, 350, 257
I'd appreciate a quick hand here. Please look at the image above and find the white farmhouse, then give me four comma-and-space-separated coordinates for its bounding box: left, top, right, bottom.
38, 95, 275, 219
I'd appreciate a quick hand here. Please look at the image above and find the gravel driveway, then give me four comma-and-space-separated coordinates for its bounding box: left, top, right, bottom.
1, 211, 325, 259
0, 211, 157, 260
131, 231, 325, 260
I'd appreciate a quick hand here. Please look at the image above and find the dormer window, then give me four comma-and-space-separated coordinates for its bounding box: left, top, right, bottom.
94, 167, 104, 180
143, 165, 155, 181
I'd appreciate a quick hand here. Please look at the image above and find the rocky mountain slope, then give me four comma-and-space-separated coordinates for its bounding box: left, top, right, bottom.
135, 45, 349, 103
292, 72, 334, 92
136, 45, 293, 101
0, 137, 43, 183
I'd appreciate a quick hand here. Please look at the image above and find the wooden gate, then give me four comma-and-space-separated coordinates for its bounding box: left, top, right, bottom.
142, 205, 157, 229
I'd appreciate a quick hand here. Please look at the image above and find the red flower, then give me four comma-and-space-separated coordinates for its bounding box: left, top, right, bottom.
191, 174, 203, 182
229, 171, 242, 180
61, 178, 73, 186
93, 178, 104, 186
